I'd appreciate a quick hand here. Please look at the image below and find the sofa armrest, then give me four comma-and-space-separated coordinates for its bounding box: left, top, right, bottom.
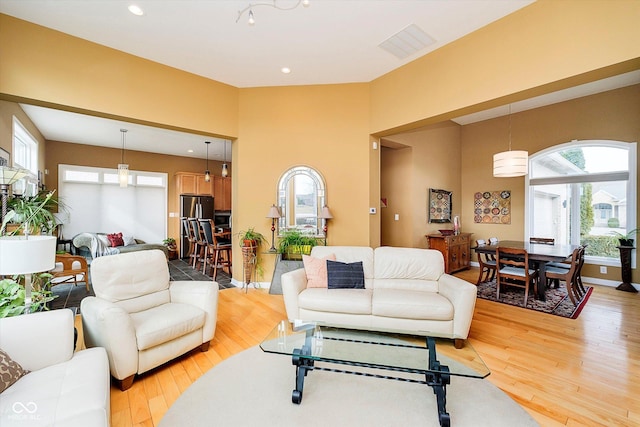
0, 310, 74, 371
169, 281, 219, 342
80, 296, 138, 381
437, 274, 477, 339
281, 268, 307, 321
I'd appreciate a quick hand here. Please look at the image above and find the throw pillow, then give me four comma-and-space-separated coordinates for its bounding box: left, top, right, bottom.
107, 232, 124, 247
122, 235, 136, 246
0, 348, 29, 393
326, 260, 365, 289
303, 253, 336, 288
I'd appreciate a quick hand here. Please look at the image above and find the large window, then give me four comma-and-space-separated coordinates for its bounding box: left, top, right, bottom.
59, 164, 168, 244
526, 141, 637, 266
13, 118, 38, 175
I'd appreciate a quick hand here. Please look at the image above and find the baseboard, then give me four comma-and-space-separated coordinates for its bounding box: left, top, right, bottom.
470, 261, 639, 291
230, 278, 269, 289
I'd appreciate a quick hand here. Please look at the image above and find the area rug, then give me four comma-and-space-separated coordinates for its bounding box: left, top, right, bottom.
476, 280, 593, 319
159, 346, 539, 427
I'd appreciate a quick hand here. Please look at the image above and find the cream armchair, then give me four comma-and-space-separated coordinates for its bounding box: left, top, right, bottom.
81, 249, 218, 390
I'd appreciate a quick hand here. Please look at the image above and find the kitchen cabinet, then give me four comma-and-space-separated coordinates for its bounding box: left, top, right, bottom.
426, 233, 472, 274
213, 176, 232, 211
175, 172, 213, 197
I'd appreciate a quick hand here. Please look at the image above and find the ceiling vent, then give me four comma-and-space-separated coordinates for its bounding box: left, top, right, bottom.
379, 24, 436, 60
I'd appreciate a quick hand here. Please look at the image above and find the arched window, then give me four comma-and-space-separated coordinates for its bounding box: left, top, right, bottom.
526, 140, 637, 265
277, 166, 326, 236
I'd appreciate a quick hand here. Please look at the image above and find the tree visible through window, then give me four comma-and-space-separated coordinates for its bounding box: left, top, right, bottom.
527, 141, 636, 264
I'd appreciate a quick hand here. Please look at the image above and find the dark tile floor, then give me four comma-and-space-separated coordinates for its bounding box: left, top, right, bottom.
51, 258, 233, 312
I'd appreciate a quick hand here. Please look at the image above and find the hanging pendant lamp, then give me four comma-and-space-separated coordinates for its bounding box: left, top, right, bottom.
118, 129, 129, 187
204, 141, 211, 182
493, 105, 528, 177
221, 140, 229, 178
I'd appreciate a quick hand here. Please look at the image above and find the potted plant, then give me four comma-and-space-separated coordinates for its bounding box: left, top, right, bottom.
277, 229, 320, 260
3, 190, 65, 236
611, 229, 638, 247
0, 275, 56, 317
237, 228, 267, 249
163, 237, 178, 260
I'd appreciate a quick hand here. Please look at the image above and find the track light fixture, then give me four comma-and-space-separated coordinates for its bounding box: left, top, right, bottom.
236, 0, 310, 25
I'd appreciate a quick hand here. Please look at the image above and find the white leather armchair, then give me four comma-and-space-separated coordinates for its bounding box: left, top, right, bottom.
81, 249, 218, 390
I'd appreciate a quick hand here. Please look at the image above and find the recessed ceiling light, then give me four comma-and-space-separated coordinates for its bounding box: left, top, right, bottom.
128, 4, 144, 16
281, 67, 291, 74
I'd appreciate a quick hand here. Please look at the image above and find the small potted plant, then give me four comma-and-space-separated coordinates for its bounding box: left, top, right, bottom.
237, 228, 267, 249
163, 237, 178, 260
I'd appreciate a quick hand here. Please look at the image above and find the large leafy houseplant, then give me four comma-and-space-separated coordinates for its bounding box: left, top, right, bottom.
0, 274, 56, 317
237, 227, 267, 248
2, 190, 64, 235
611, 229, 639, 247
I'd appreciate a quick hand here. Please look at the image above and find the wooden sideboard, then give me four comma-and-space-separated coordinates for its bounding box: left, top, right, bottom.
426, 232, 472, 274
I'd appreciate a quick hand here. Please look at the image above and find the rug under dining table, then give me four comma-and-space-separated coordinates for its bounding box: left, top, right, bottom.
476, 280, 593, 318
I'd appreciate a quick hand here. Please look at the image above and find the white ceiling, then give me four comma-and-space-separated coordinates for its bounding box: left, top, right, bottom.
2, 1, 638, 159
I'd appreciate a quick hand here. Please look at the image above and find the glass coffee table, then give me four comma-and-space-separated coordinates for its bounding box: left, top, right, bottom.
260, 321, 490, 427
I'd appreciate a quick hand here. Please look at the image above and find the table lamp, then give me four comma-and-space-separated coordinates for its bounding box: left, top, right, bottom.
0, 235, 56, 313
318, 206, 333, 245
266, 204, 282, 252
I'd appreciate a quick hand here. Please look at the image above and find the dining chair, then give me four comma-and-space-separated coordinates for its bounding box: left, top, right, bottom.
199, 218, 232, 280
496, 247, 539, 304
181, 217, 195, 260
488, 237, 499, 244
545, 247, 582, 305
475, 239, 497, 284
50, 254, 90, 291
530, 237, 555, 245
546, 244, 588, 293
188, 218, 206, 269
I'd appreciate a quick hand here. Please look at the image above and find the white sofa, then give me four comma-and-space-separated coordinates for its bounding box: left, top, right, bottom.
0, 309, 110, 427
81, 249, 218, 390
282, 246, 477, 346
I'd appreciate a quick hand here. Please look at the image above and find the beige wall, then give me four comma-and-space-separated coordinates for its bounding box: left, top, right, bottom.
236, 84, 371, 280
370, 0, 640, 134
0, 100, 46, 178
460, 84, 640, 284
0, 14, 239, 139
45, 139, 229, 246
381, 122, 462, 248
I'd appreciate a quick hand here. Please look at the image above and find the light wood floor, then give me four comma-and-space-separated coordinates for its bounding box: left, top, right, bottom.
74, 268, 640, 427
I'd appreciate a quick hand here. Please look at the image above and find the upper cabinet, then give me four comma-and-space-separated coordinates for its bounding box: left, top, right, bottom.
213, 176, 231, 211
175, 172, 213, 196
175, 172, 231, 210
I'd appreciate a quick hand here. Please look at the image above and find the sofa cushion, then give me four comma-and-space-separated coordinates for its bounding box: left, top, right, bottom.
374, 247, 445, 284
107, 232, 124, 247
130, 302, 206, 351
311, 246, 374, 288
303, 253, 336, 288
0, 348, 29, 393
298, 288, 372, 315
327, 260, 365, 289
372, 289, 454, 320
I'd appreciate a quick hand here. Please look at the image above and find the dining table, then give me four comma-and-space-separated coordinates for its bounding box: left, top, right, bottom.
473, 240, 580, 301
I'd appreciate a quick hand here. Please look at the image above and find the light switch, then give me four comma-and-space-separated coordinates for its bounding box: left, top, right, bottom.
394, 214, 400, 221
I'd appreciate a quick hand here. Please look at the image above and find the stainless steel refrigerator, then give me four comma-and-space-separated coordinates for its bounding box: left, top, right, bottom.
180, 195, 214, 258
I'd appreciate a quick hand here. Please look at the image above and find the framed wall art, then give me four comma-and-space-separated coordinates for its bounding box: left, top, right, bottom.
428, 188, 452, 223
473, 190, 511, 224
